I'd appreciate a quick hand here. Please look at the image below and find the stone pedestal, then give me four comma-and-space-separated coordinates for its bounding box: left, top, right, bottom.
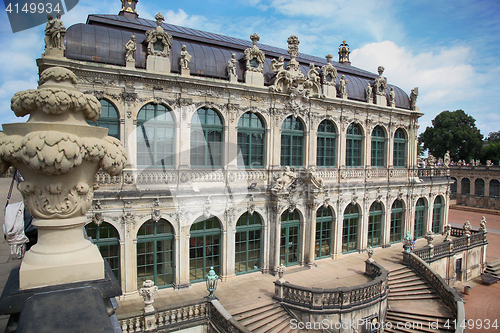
323, 85, 336, 99
147, 55, 171, 74
340, 93, 347, 100
181, 68, 190, 77
390, 101, 395, 108
20, 216, 104, 289
245, 71, 264, 87
126, 59, 136, 69
375, 95, 387, 106
42, 48, 64, 58
229, 74, 238, 84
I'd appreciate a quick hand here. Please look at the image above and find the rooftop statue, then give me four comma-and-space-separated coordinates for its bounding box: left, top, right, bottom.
443, 151, 451, 168
307, 63, 320, 83
365, 83, 372, 102
373, 66, 388, 96
410, 87, 419, 110
125, 35, 137, 62
145, 13, 173, 57
180, 45, 192, 70
244, 33, 265, 72
43, 13, 66, 56
271, 56, 286, 74
338, 75, 348, 97
228, 53, 238, 77
480, 216, 487, 233
389, 86, 395, 106
321, 54, 338, 86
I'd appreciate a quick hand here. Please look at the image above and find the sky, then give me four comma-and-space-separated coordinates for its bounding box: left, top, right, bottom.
1, 0, 499, 138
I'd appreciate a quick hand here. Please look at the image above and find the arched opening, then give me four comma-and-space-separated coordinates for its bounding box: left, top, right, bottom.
191, 108, 223, 167
390, 200, 404, 243
346, 123, 363, 167
281, 116, 304, 167
450, 177, 457, 193
461, 178, 470, 195
342, 204, 359, 253
475, 179, 485, 196
137, 219, 174, 289
368, 202, 382, 247
317, 120, 336, 167
414, 198, 426, 239
280, 210, 301, 266
490, 179, 500, 198
237, 112, 265, 168
87, 99, 120, 139
315, 206, 333, 258
85, 221, 120, 283
189, 217, 221, 282
235, 213, 262, 274
137, 103, 175, 168
393, 128, 407, 168
371, 126, 385, 167
432, 196, 443, 233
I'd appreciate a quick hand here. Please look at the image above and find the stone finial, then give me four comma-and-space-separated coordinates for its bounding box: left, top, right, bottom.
145, 13, 172, 58
250, 33, 260, 45
286, 35, 301, 73
424, 231, 435, 247
154, 12, 164, 26
443, 224, 452, 242
410, 87, 419, 110
244, 33, 265, 73
338, 40, 350, 65
463, 221, 472, 236
43, 13, 66, 58
321, 58, 338, 88
325, 54, 333, 64
277, 264, 286, 283
139, 280, 159, 314
367, 246, 374, 261
444, 151, 451, 168
480, 216, 487, 233
427, 154, 435, 167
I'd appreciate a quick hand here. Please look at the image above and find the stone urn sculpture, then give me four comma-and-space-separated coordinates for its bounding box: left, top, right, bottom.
0, 67, 127, 289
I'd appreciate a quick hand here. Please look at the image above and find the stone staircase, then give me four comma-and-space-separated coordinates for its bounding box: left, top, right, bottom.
385, 266, 454, 333
484, 259, 500, 277
230, 302, 302, 333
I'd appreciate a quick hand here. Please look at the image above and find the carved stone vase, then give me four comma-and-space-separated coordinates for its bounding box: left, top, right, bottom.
0, 67, 127, 289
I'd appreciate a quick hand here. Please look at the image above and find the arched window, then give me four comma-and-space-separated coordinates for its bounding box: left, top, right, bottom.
315, 206, 333, 258
475, 179, 485, 196
235, 213, 262, 274
342, 204, 359, 253
317, 120, 336, 167
390, 200, 404, 243
85, 222, 120, 283
490, 179, 500, 198
346, 123, 363, 167
393, 128, 406, 168
281, 116, 304, 167
191, 108, 223, 168
368, 202, 382, 247
450, 177, 457, 193
280, 210, 300, 266
461, 178, 470, 195
371, 126, 385, 167
137, 103, 175, 168
237, 112, 265, 168
87, 99, 120, 139
137, 219, 174, 289
189, 217, 221, 282
432, 196, 443, 233
414, 198, 426, 239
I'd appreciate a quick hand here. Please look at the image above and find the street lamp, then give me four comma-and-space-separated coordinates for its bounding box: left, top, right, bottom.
205, 266, 219, 300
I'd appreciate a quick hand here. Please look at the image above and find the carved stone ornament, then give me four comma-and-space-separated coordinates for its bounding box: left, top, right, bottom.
277, 264, 286, 282
180, 45, 192, 70
480, 216, 487, 233
93, 212, 103, 226
125, 35, 137, 62
424, 231, 435, 246
247, 195, 256, 215
144, 13, 173, 57
373, 66, 388, 97
410, 87, 419, 111
271, 166, 298, 193
244, 33, 265, 72
139, 280, 159, 314
463, 221, 472, 236
321, 55, 338, 86
43, 13, 66, 57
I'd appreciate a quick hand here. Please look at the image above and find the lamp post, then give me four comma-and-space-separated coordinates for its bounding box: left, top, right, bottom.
205, 266, 219, 300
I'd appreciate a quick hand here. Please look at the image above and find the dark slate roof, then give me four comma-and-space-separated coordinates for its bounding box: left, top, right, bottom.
64, 14, 410, 109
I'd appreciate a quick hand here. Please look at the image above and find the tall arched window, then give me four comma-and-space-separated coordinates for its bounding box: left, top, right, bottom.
414, 198, 426, 239
137, 219, 174, 289
237, 112, 265, 168
393, 128, 406, 168
235, 213, 262, 274
390, 200, 404, 243
280, 210, 300, 266
432, 196, 443, 234
315, 206, 333, 258
281, 116, 304, 166
490, 179, 500, 198
317, 120, 336, 167
342, 204, 359, 253
85, 222, 120, 283
191, 108, 223, 168
461, 178, 470, 195
346, 123, 363, 167
450, 177, 457, 193
475, 179, 485, 196
368, 202, 382, 247
137, 103, 175, 168
87, 99, 120, 139
371, 126, 385, 167
190, 217, 221, 282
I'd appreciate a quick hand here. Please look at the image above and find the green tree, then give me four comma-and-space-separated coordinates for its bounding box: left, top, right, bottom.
486, 131, 500, 142
418, 110, 483, 161
482, 141, 500, 165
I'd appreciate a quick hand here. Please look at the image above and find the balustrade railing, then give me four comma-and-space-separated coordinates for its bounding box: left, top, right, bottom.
274, 260, 388, 312
403, 253, 465, 333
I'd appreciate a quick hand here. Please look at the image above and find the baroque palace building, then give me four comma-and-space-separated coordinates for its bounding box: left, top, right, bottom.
36, 1, 450, 295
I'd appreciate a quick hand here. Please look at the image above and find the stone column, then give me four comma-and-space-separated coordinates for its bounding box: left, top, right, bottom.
388, 129, 394, 168
299, 216, 307, 266
365, 130, 372, 168
220, 229, 229, 280
176, 226, 191, 288
359, 199, 369, 251
226, 120, 238, 169
427, 198, 434, 233
0, 67, 127, 289
271, 206, 282, 274
333, 202, 344, 259
381, 204, 391, 247
307, 203, 317, 267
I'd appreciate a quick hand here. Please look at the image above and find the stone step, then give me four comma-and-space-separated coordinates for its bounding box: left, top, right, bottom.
390, 285, 435, 293
389, 291, 437, 298
389, 272, 419, 281
388, 294, 440, 301
249, 310, 289, 332
389, 280, 428, 290
388, 276, 422, 286
387, 310, 454, 326
263, 316, 292, 333
385, 316, 454, 333
389, 267, 413, 276
242, 306, 286, 328
232, 303, 277, 320
384, 325, 452, 333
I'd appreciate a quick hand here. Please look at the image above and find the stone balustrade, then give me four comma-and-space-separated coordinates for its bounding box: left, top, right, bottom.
273, 260, 388, 313
403, 253, 465, 333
